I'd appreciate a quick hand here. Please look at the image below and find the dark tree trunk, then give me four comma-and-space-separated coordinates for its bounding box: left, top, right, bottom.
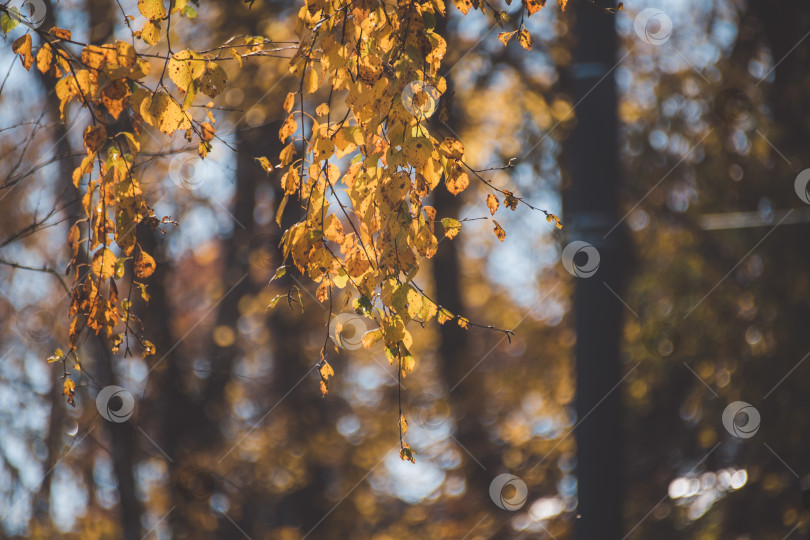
564, 2, 627, 540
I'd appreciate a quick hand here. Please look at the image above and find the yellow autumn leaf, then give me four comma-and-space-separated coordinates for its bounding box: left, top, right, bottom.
283, 92, 295, 113
36, 43, 53, 74
134, 249, 156, 279
278, 114, 297, 142
446, 171, 470, 196
92, 248, 118, 279
168, 50, 204, 92
524, 0, 546, 16
486, 193, 500, 215
199, 62, 227, 98
140, 20, 161, 46
320, 361, 335, 382
438, 137, 464, 160
63, 378, 76, 406
141, 91, 191, 134
493, 220, 506, 242
441, 217, 461, 239
12, 34, 33, 71
400, 443, 416, 463
170, 0, 187, 14
279, 143, 296, 166
498, 31, 515, 47
305, 66, 319, 94
453, 0, 473, 15
519, 29, 532, 50
255, 156, 272, 173
437, 307, 454, 325
138, 0, 167, 20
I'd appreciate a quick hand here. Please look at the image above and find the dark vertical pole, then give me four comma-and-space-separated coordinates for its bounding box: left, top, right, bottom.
564, 2, 626, 540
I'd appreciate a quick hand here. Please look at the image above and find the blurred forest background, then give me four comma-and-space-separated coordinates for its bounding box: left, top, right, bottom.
1, 0, 810, 538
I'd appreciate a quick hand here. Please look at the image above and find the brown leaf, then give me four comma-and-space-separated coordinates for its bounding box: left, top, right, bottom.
83, 125, 107, 153
438, 137, 464, 160
493, 219, 506, 242
278, 114, 297, 142
319, 361, 335, 396
446, 171, 470, 196
199, 63, 227, 98
63, 378, 76, 406
497, 31, 515, 47
504, 190, 519, 210
12, 34, 33, 71
200, 122, 215, 142
519, 29, 532, 50
101, 79, 130, 120
134, 249, 156, 279
36, 43, 53, 74
399, 442, 416, 463
283, 91, 295, 113
523, 0, 546, 16
316, 280, 330, 303
91, 248, 118, 279
50, 27, 72, 40
486, 193, 500, 215
453, 0, 473, 14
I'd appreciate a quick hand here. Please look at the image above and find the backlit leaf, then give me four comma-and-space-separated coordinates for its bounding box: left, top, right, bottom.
493, 219, 506, 242
498, 31, 515, 47
446, 171, 470, 196
523, 0, 546, 16
140, 20, 161, 46
63, 378, 76, 406
12, 34, 33, 71
138, 0, 167, 20
92, 248, 118, 279
134, 249, 156, 279
441, 218, 461, 239
519, 29, 532, 50
199, 63, 227, 98
486, 193, 500, 215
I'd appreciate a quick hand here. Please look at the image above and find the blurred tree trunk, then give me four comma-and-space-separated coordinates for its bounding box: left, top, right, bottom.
563, 2, 626, 540
29, 0, 117, 530
262, 131, 344, 537
724, 1, 810, 537
144, 125, 265, 539
430, 16, 506, 537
